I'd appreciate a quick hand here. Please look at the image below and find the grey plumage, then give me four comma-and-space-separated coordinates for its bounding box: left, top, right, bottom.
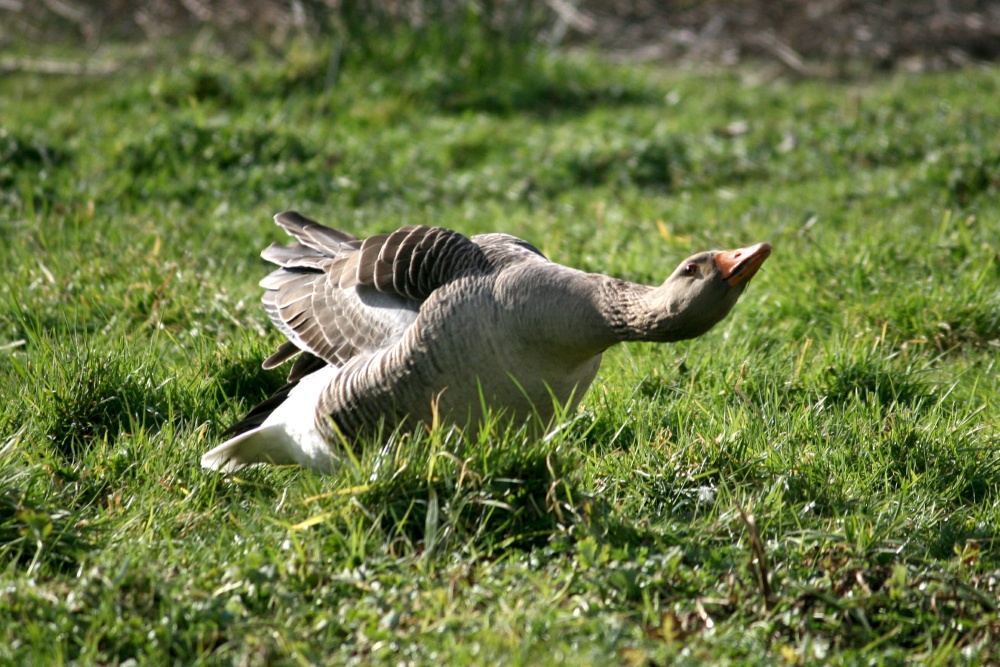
203, 211, 770, 472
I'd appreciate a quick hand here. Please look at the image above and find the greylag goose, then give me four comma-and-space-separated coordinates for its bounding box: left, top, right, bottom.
202, 211, 770, 472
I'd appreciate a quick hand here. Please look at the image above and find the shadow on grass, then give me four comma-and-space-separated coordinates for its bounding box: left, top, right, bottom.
139, 39, 655, 118
0, 489, 96, 574
43, 353, 173, 461
0, 437, 98, 575
356, 429, 580, 554
193, 343, 288, 436
0, 128, 74, 212
10, 313, 271, 462
774, 549, 1000, 652
823, 358, 931, 408
306, 418, 656, 557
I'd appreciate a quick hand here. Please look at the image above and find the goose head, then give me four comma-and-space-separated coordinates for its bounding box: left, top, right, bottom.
638, 242, 771, 342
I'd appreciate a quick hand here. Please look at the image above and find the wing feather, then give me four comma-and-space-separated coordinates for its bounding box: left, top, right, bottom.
257, 211, 495, 379
255, 211, 551, 385
274, 210, 360, 250
227, 210, 549, 434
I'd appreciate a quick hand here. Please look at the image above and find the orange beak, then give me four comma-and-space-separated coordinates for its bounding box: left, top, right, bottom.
714, 242, 772, 287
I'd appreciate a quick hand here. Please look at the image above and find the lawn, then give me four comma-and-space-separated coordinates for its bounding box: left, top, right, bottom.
1, 37, 999, 665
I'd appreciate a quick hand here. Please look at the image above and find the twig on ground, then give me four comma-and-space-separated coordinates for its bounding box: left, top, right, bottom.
545, 0, 595, 47
0, 56, 118, 75
546, 0, 595, 35
753, 30, 815, 76
737, 504, 775, 611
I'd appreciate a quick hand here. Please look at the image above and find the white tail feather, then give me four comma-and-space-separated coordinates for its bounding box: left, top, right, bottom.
200, 424, 309, 472
202, 365, 341, 473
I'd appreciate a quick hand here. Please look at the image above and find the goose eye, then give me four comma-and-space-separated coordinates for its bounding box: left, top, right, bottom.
682, 263, 699, 276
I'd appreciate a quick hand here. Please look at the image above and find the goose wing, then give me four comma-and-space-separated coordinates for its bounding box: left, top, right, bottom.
259, 211, 497, 376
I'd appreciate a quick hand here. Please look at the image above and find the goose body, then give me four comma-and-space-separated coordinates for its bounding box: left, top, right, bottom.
202, 211, 770, 473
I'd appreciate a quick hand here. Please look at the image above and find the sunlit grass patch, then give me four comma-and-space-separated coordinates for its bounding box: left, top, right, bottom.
1, 38, 999, 665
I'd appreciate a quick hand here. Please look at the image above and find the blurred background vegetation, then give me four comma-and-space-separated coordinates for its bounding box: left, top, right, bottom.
3, 0, 1000, 76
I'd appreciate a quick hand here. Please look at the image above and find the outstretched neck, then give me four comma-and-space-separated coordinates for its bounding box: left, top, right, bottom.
504, 266, 731, 357
597, 277, 694, 344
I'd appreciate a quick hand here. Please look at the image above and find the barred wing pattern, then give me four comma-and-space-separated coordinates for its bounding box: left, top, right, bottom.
205, 210, 770, 473
259, 211, 494, 378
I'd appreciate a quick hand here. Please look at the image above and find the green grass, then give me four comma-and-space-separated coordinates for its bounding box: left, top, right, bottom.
2, 39, 1000, 665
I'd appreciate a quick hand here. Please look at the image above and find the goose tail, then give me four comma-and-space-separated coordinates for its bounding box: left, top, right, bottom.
201, 424, 321, 472
202, 365, 341, 473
